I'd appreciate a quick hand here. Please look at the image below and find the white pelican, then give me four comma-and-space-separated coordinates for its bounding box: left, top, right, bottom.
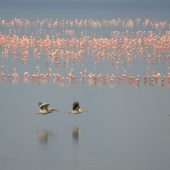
36, 102, 59, 115
69, 101, 87, 114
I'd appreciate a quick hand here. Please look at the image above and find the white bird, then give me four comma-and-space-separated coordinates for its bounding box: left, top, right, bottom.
69, 101, 87, 114
36, 102, 59, 115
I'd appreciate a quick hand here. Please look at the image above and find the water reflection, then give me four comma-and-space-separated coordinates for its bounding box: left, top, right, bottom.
37, 130, 54, 146
70, 127, 84, 145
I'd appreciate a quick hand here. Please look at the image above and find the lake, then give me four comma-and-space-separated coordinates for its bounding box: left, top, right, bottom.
0, 1, 170, 170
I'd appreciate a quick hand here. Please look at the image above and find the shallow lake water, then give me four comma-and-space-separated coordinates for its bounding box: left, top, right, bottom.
0, 1, 170, 170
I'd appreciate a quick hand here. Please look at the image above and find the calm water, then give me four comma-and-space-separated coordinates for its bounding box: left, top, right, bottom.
0, 1, 170, 170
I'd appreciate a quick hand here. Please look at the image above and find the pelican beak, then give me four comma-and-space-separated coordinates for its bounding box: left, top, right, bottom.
50, 108, 60, 112
53, 109, 60, 112
81, 108, 88, 112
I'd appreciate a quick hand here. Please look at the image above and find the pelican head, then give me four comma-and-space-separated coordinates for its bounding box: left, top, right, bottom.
36, 102, 60, 115
78, 108, 87, 113
69, 101, 87, 114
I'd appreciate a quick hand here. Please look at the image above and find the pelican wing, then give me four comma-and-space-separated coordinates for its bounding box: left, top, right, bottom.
73, 102, 80, 111
39, 103, 50, 110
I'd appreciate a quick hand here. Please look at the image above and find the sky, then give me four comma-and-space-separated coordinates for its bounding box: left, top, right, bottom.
0, 0, 170, 1
0, 0, 169, 6
1, 0, 170, 6
0, 0, 169, 19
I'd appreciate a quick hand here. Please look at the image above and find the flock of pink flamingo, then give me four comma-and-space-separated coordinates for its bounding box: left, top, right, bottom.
0, 18, 169, 87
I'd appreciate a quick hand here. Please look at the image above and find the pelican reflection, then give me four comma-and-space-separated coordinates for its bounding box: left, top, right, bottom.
37, 130, 54, 145
70, 127, 84, 144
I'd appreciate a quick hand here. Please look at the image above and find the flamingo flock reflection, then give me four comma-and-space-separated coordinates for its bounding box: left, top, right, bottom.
1, 65, 170, 87
0, 17, 170, 88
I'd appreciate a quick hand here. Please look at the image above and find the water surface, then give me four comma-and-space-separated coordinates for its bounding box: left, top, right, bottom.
0, 1, 170, 170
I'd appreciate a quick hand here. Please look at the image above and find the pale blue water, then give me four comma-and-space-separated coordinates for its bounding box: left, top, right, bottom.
0, 1, 170, 170
0, 84, 169, 170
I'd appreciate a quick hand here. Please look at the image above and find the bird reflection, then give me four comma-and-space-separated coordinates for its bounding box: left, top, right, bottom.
37, 130, 54, 145
70, 127, 84, 144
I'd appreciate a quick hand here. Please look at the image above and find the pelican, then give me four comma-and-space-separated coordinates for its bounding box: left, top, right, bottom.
36, 102, 59, 115
69, 101, 87, 114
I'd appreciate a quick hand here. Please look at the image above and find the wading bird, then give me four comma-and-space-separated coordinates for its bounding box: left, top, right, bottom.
69, 101, 87, 114
36, 102, 59, 115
